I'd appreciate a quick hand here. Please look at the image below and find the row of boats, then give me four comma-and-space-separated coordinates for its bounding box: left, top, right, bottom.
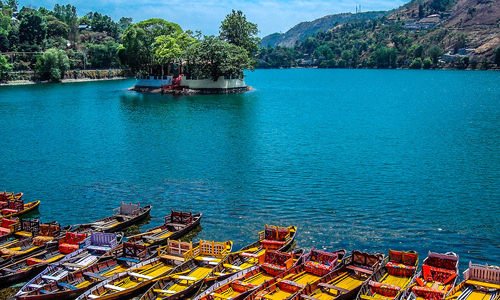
0, 192, 499, 300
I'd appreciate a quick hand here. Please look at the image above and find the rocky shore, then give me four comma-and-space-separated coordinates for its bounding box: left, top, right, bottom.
128, 86, 253, 95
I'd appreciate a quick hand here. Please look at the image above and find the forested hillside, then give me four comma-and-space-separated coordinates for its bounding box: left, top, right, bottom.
261, 11, 388, 47
257, 0, 500, 69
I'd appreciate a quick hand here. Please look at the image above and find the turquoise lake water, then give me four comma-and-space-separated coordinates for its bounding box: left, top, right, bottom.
1, 69, 499, 271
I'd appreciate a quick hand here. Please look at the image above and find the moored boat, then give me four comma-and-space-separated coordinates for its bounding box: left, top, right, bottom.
0, 218, 19, 236
76, 202, 152, 233
16, 232, 121, 297
357, 249, 419, 300
138, 239, 233, 300
291, 250, 384, 300
244, 248, 347, 300
0, 231, 89, 287
206, 225, 298, 281
401, 251, 459, 300
0, 222, 62, 261
127, 210, 202, 247
194, 249, 303, 300
445, 262, 500, 300
1, 200, 41, 219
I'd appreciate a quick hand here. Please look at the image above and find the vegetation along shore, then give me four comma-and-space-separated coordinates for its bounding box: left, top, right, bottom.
1, 0, 500, 88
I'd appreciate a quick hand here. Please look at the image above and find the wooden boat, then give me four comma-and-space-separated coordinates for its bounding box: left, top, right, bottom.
291, 250, 384, 300
16, 232, 121, 297
243, 249, 347, 300
0, 222, 62, 261
206, 225, 298, 282
78, 240, 232, 300
136, 240, 233, 300
400, 251, 459, 300
445, 262, 500, 300
127, 210, 202, 247
0, 219, 44, 251
0, 232, 89, 287
357, 249, 419, 300
15, 242, 168, 300
76, 202, 152, 233
0, 191, 23, 201
194, 249, 303, 300
0, 218, 19, 236
1, 200, 41, 219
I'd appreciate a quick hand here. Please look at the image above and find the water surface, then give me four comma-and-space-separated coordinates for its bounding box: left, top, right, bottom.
1, 69, 499, 271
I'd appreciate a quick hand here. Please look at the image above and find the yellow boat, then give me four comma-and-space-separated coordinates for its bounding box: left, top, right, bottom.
245, 248, 347, 300
138, 240, 233, 300
206, 225, 297, 282
357, 249, 419, 300
1, 200, 40, 219
446, 262, 500, 300
79, 240, 232, 300
400, 251, 459, 300
0, 222, 61, 259
291, 250, 384, 300
194, 250, 299, 300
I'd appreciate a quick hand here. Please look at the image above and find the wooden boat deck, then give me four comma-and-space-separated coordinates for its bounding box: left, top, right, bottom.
98, 263, 174, 297
361, 273, 412, 300
207, 272, 275, 300
165, 266, 212, 294
311, 273, 365, 300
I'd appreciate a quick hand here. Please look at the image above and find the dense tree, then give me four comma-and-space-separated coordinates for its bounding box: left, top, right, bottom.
118, 18, 182, 74
423, 58, 433, 69
118, 17, 132, 31
37, 48, 70, 82
410, 58, 423, 69
428, 45, 444, 65
47, 19, 69, 38
18, 8, 47, 45
219, 10, 260, 55
0, 28, 8, 51
153, 31, 196, 71
91, 12, 119, 39
184, 35, 254, 81
5, 0, 18, 13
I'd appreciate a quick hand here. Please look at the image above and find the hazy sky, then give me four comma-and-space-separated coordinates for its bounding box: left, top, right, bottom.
22, 0, 407, 37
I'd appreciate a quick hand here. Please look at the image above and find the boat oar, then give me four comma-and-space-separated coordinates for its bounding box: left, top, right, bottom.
126, 229, 162, 239
152, 269, 191, 282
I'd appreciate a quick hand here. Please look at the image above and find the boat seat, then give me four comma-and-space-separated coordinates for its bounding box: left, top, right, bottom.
347, 265, 374, 274
223, 264, 242, 270
88, 294, 100, 299
128, 272, 153, 280
62, 263, 85, 269
87, 245, 112, 252
58, 282, 78, 290
117, 257, 139, 263
42, 275, 63, 281
318, 283, 350, 293
154, 289, 176, 294
39, 290, 50, 294
2, 268, 17, 273
104, 284, 126, 291
465, 280, 500, 289
142, 235, 159, 241
83, 272, 107, 280
28, 284, 44, 289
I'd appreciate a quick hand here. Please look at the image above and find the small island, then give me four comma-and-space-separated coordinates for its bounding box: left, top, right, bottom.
122, 11, 259, 95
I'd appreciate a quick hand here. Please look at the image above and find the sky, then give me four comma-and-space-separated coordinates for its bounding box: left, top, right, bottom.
21, 0, 408, 37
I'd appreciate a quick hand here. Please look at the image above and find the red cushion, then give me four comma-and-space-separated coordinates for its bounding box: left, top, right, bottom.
0, 227, 10, 235
59, 243, 79, 254
2, 209, 17, 215
2, 218, 17, 228
261, 239, 286, 250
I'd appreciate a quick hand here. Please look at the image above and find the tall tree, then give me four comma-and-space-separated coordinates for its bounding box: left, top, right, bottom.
118, 18, 182, 74
5, 0, 18, 13
219, 10, 260, 54
18, 8, 47, 45
37, 48, 70, 82
0, 53, 12, 81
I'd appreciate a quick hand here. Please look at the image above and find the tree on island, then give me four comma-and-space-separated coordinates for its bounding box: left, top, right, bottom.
183, 10, 260, 81
117, 18, 182, 75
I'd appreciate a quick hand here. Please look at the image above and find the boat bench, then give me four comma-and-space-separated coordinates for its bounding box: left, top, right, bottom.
154, 289, 176, 294
142, 235, 159, 241
87, 245, 112, 252
128, 272, 153, 280
117, 257, 139, 263
347, 265, 374, 274
3, 268, 17, 273
83, 272, 107, 280
58, 282, 78, 290
39, 290, 50, 294
104, 284, 126, 291
164, 223, 186, 227
28, 284, 44, 289
318, 283, 350, 293
42, 275, 63, 281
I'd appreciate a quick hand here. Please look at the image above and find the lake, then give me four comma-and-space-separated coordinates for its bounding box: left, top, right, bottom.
1, 69, 499, 272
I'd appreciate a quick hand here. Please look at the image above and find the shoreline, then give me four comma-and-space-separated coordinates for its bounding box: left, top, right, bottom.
0, 77, 130, 87
129, 85, 253, 95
